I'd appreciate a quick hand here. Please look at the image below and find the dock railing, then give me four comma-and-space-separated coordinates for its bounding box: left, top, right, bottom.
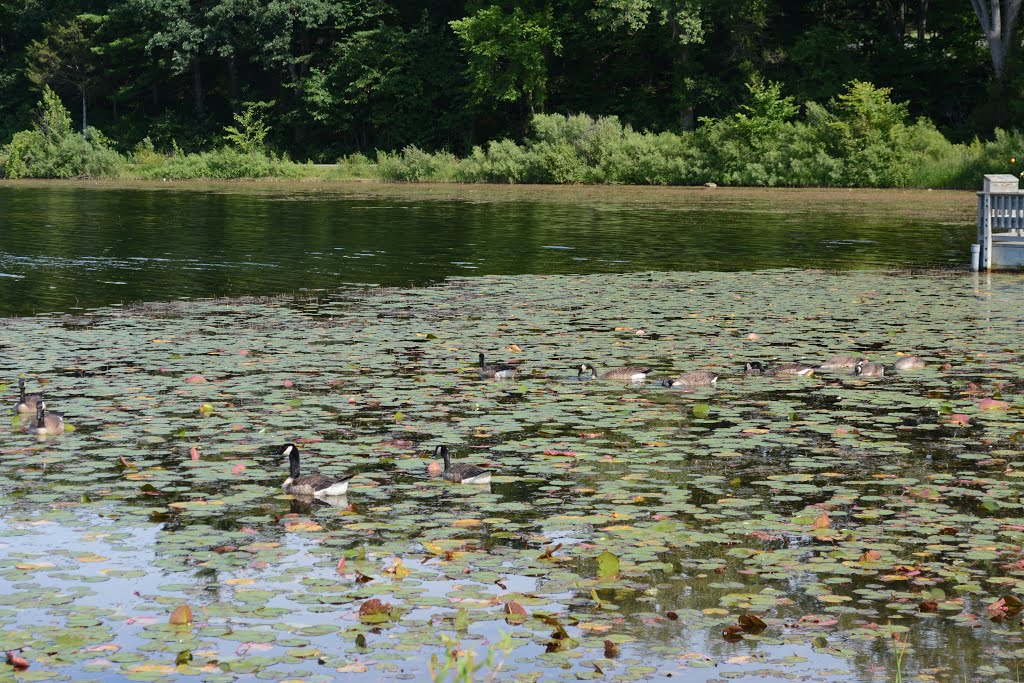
975, 173, 1024, 270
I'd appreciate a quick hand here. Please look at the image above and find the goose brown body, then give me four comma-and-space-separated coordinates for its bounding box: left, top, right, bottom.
663, 370, 719, 387
283, 473, 353, 497
818, 355, 859, 370
579, 363, 651, 382
894, 356, 925, 371
745, 361, 815, 377
772, 363, 816, 376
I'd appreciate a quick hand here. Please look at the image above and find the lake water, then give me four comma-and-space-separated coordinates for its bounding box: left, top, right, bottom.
0, 182, 974, 316
4, 182, 1016, 683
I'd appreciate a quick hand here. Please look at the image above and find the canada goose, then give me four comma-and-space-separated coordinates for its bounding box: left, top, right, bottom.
662, 370, 719, 387
435, 445, 492, 484
854, 360, 886, 377
745, 361, 815, 377
478, 353, 517, 379
27, 401, 64, 435
894, 356, 925, 371
578, 363, 651, 382
13, 379, 42, 414
277, 443, 355, 497
817, 355, 859, 370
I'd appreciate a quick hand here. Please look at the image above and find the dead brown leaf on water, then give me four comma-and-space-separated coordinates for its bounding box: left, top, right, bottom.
359, 599, 392, 617
988, 596, 1023, 621
503, 601, 528, 623
722, 624, 745, 641
5, 652, 29, 670
169, 605, 192, 626
812, 512, 831, 529
859, 550, 882, 562
738, 614, 767, 633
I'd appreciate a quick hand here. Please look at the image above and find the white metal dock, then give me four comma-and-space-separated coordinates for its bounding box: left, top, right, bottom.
975, 173, 1024, 270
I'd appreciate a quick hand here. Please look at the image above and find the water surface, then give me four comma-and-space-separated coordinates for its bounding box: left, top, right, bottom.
0, 182, 973, 316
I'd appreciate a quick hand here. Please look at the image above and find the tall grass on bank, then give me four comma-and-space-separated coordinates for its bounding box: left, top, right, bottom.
4, 82, 1023, 189
129, 139, 307, 180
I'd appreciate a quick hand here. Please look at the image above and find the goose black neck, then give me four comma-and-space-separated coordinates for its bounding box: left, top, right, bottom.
478, 353, 486, 368
439, 446, 451, 470
18, 380, 26, 403
35, 403, 45, 426
289, 448, 301, 479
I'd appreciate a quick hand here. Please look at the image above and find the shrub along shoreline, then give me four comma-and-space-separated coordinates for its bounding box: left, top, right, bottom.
2, 82, 1020, 189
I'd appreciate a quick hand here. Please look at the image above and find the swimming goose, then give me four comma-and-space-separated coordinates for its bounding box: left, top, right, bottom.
436, 445, 492, 484
13, 379, 42, 414
27, 400, 64, 435
817, 355, 859, 370
894, 356, 925, 371
578, 363, 651, 382
478, 353, 517, 379
277, 443, 355, 497
854, 360, 886, 377
662, 370, 719, 387
745, 361, 815, 377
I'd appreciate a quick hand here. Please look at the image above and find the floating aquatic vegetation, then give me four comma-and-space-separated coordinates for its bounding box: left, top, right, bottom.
0, 269, 1023, 681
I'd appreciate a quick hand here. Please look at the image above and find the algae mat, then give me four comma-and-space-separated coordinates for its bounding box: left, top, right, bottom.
1, 269, 1023, 682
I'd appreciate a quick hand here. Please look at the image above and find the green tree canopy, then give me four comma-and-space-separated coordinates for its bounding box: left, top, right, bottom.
450, 6, 561, 114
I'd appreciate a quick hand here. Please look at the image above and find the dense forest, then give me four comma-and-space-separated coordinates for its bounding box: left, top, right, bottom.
1, 0, 1023, 185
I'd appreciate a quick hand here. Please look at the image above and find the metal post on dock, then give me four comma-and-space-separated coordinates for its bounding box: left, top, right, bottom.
978, 189, 987, 270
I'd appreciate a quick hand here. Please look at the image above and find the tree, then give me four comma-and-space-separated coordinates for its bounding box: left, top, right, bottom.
969, 0, 1024, 80
26, 14, 103, 135
223, 99, 273, 152
295, 12, 470, 153
212, 0, 340, 79
724, 78, 798, 145
450, 6, 561, 115
833, 80, 910, 137
130, 0, 213, 119
587, 0, 706, 128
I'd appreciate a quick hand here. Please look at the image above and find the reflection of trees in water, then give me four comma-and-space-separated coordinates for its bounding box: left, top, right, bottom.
515, 513, 1006, 683
0, 187, 972, 316
545, 551, 995, 682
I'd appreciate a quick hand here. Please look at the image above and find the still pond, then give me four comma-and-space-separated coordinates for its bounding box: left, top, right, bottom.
2, 181, 1022, 683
